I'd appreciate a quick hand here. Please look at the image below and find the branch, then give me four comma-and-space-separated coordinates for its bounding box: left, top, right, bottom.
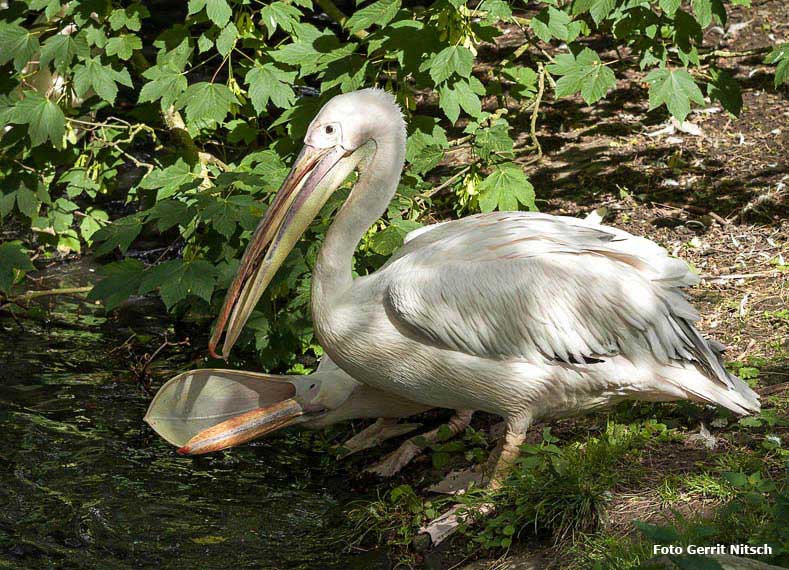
162, 106, 228, 188
130, 52, 229, 185
2, 286, 93, 309
424, 166, 471, 198
700, 46, 772, 61
514, 63, 546, 166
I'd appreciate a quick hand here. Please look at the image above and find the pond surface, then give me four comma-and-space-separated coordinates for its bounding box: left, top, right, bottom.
0, 260, 390, 570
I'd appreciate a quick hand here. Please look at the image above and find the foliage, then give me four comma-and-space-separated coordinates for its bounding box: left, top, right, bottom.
0, 0, 786, 367
469, 421, 672, 550
634, 467, 789, 569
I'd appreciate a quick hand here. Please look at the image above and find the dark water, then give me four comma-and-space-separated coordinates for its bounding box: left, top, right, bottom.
0, 260, 388, 570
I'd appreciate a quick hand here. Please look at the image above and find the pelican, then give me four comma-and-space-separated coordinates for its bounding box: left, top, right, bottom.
145, 355, 473, 475
208, 88, 760, 543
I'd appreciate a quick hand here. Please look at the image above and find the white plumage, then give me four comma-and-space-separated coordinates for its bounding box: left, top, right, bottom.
210, 88, 759, 543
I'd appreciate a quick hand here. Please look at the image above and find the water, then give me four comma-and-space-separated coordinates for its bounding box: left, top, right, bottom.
0, 260, 389, 570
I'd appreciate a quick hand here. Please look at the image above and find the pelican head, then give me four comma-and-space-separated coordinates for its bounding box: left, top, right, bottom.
210, 89, 406, 358
145, 359, 354, 454
145, 357, 428, 455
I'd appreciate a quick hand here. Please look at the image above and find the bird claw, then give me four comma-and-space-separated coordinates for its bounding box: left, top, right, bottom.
335, 421, 421, 459
365, 439, 423, 477
418, 501, 496, 547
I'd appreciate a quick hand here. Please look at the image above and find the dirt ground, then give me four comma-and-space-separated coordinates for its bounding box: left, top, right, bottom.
432, 2, 788, 568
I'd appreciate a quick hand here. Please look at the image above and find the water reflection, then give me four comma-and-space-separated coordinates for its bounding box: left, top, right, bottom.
0, 260, 388, 570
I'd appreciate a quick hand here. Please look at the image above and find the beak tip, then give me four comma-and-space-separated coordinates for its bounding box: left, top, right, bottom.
207, 340, 225, 361
176, 445, 191, 455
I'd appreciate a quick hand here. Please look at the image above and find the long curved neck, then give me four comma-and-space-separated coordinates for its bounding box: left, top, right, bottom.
313, 135, 404, 308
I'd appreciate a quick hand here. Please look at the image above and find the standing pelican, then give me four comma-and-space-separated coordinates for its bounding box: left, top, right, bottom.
209, 88, 759, 543
145, 355, 473, 475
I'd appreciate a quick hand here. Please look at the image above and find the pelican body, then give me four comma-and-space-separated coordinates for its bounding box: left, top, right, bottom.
208, 88, 759, 542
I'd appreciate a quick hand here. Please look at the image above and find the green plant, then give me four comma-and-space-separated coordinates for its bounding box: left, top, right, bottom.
1, 0, 786, 369
469, 420, 670, 549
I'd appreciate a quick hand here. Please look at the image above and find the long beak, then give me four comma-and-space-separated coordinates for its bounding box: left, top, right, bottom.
209, 144, 348, 359
177, 398, 304, 455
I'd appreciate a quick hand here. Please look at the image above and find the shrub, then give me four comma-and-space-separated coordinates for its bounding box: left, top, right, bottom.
1, 0, 786, 365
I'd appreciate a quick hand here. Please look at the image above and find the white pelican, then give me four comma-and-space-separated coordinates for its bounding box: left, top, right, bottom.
208, 88, 759, 542
145, 356, 473, 475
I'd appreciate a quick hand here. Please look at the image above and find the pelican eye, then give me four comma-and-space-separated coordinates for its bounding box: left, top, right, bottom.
325, 125, 334, 134
309, 384, 316, 390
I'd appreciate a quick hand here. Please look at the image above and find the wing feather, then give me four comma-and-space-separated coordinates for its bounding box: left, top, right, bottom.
383, 212, 732, 387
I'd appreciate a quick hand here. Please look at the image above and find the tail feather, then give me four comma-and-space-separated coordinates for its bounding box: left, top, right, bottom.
666, 324, 760, 415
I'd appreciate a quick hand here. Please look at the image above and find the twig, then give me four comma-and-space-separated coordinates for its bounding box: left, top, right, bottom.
758, 382, 789, 397
424, 166, 471, 198
7, 286, 92, 304
701, 272, 777, 281
709, 211, 730, 225
699, 46, 772, 61
527, 63, 545, 162
139, 337, 191, 378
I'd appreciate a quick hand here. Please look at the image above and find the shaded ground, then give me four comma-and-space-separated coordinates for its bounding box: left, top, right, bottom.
421, 1, 788, 568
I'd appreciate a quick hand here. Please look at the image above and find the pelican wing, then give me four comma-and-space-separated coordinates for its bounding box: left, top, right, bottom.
383, 212, 734, 387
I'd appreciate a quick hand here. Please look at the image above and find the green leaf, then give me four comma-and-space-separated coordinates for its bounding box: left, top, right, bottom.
478, 163, 535, 212
138, 64, 188, 109
586, 0, 615, 24
198, 33, 213, 53
11, 92, 66, 147
345, 0, 401, 34
502, 66, 537, 98
245, 63, 297, 113
474, 120, 513, 160
73, 58, 124, 104
79, 208, 108, 242
139, 159, 199, 199
92, 217, 144, 255
189, 0, 232, 26
691, 0, 724, 27
765, 44, 789, 87
215, 22, 237, 57
0, 241, 35, 293
707, 68, 741, 116
43, 33, 88, 69
478, 0, 512, 21
659, 0, 681, 15
0, 23, 40, 71
645, 67, 705, 122
431, 451, 450, 469
147, 200, 196, 231
181, 82, 238, 125
428, 46, 474, 84
438, 82, 460, 124
259, 2, 303, 36
88, 259, 145, 310
105, 34, 142, 60
548, 48, 616, 104
369, 219, 421, 255
634, 520, 680, 543
108, 5, 148, 31
140, 260, 217, 308
530, 7, 583, 43
15, 185, 39, 218
455, 76, 485, 118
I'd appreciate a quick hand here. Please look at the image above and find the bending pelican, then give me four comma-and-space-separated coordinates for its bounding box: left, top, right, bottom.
145, 356, 473, 475
210, 88, 759, 543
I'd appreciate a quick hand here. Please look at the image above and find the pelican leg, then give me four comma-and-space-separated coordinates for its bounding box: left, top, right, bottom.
418, 419, 529, 549
334, 418, 422, 459
366, 410, 474, 478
